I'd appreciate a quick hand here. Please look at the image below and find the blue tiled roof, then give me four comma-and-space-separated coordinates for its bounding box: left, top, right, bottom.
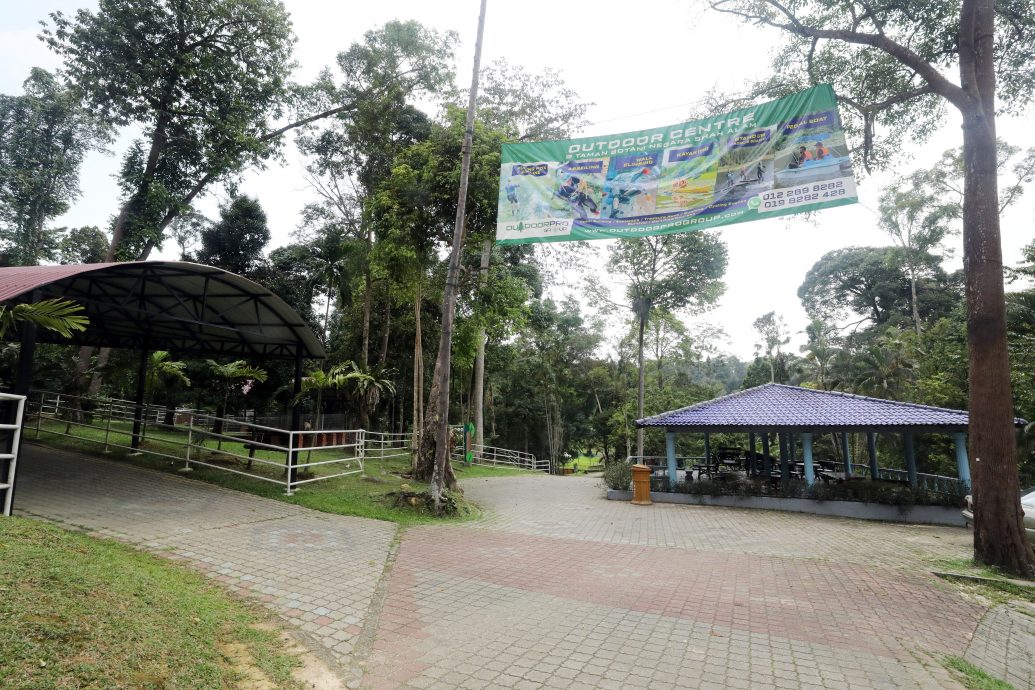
636, 383, 1026, 430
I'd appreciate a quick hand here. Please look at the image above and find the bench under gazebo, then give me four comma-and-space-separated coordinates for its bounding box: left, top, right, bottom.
636, 383, 1026, 490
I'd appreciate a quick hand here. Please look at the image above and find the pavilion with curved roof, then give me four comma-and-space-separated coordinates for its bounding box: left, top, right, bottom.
637, 383, 1027, 489
0, 261, 326, 512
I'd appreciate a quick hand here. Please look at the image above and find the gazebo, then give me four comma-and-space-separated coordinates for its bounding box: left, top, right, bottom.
637, 383, 1027, 489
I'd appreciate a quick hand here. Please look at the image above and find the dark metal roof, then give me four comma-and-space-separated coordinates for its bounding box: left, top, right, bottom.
637, 383, 1026, 432
0, 262, 324, 359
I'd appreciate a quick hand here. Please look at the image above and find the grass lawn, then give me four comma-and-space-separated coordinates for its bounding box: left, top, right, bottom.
561, 455, 605, 472
27, 419, 537, 526
0, 517, 304, 690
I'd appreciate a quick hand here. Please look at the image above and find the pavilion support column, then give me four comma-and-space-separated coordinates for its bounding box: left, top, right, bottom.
841, 432, 853, 477
704, 433, 711, 468
778, 432, 789, 484
748, 431, 756, 476
289, 349, 304, 488
903, 432, 917, 488
867, 432, 879, 481
761, 433, 771, 477
666, 431, 678, 487
954, 432, 971, 490
13, 290, 41, 398
802, 433, 816, 487
130, 345, 149, 450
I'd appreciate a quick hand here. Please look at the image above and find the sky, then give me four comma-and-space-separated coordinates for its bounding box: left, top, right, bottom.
2, 0, 1034, 360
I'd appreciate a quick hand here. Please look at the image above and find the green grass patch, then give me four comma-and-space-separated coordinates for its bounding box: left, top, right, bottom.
28, 419, 524, 526
943, 656, 1016, 690
0, 517, 303, 690
453, 463, 538, 478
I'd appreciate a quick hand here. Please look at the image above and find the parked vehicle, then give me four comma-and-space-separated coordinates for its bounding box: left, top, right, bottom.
962, 488, 1035, 543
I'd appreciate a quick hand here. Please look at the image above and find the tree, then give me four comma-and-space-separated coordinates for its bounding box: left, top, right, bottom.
0, 68, 102, 266
752, 311, 789, 384
196, 196, 270, 277
58, 226, 109, 264
879, 141, 1035, 335
144, 351, 190, 435
709, 0, 1035, 574
606, 233, 727, 457
43, 0, 295, 260
799, 246, 957, 331
205, 360, 268, 449
0, 298, 88, 340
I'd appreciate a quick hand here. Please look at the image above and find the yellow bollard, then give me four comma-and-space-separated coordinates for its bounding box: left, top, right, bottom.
631, 464, 652, 505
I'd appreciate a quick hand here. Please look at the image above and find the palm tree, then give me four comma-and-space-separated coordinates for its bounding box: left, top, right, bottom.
145, 351, 190, 432
206, 360, 268, 448
854, 338, 916, 400
0, 298, 88, 340
342, 361, 396, 430
292, 362, 365, 432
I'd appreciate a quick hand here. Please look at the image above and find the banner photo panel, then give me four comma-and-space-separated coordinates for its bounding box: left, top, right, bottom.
496, 84, 858, 245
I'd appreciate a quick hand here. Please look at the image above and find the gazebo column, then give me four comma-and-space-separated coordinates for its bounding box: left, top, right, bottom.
761, 433, 771, 477
903, 432, 917, 487
666, 431, 678, 487
802, 433, 816, 486
704, 432, 711, 469
867, 432, 879, 480
841, 432, 853, 476
748, 431, 756, 476
130, 345, 149, 450
778, 433, 789, 483
954, 432, 971, 490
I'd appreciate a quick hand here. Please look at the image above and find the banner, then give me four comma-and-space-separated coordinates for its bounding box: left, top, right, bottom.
496, 84, 857, 245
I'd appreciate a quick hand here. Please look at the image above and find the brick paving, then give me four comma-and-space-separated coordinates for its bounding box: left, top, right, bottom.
361, 474, 982, 689
964, 602, 1035, 689
14, 443, 396, 668
15, 445, 1000, 688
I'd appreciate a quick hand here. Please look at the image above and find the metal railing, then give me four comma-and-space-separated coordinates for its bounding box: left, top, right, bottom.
1, 392, 27, 516
24, 390, 386, 494
467, 443, 546, 472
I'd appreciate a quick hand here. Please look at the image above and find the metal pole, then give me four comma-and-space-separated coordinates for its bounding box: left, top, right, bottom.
131, 345, 149, 450
289, 349, 303, 487
183, 412, 194, 472
103, 398, 114, 452
34, 391, 43, 439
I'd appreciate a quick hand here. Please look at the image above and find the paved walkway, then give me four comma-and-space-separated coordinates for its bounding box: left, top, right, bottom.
15, 446, 993, 688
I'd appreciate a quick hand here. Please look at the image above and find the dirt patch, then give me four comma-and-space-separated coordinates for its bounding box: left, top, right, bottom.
220, 624, 345, 690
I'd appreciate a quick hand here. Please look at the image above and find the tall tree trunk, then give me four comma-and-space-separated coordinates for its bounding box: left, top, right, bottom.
423, 0, 487, 510
487, 381, 496, 439
636, 311, 647, 458
378, 293, 391, 365
411, 281, 424, 468
960, 0, 1034, 575
415, 355, 456, 487
472, 239, 492, 448
361, 265, 372, 369
909, 269, 922, 336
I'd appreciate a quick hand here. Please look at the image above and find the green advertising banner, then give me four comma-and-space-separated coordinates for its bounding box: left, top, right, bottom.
496, 84, 857, 245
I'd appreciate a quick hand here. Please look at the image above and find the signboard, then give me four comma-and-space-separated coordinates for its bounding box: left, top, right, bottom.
496, 84, 857, 245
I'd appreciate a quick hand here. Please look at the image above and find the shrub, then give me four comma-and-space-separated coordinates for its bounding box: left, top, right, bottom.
602, 461, 632, 491
665, 475, 964, 507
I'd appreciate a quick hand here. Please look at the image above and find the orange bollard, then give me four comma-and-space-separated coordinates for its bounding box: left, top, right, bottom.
631, 464, 652, 505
